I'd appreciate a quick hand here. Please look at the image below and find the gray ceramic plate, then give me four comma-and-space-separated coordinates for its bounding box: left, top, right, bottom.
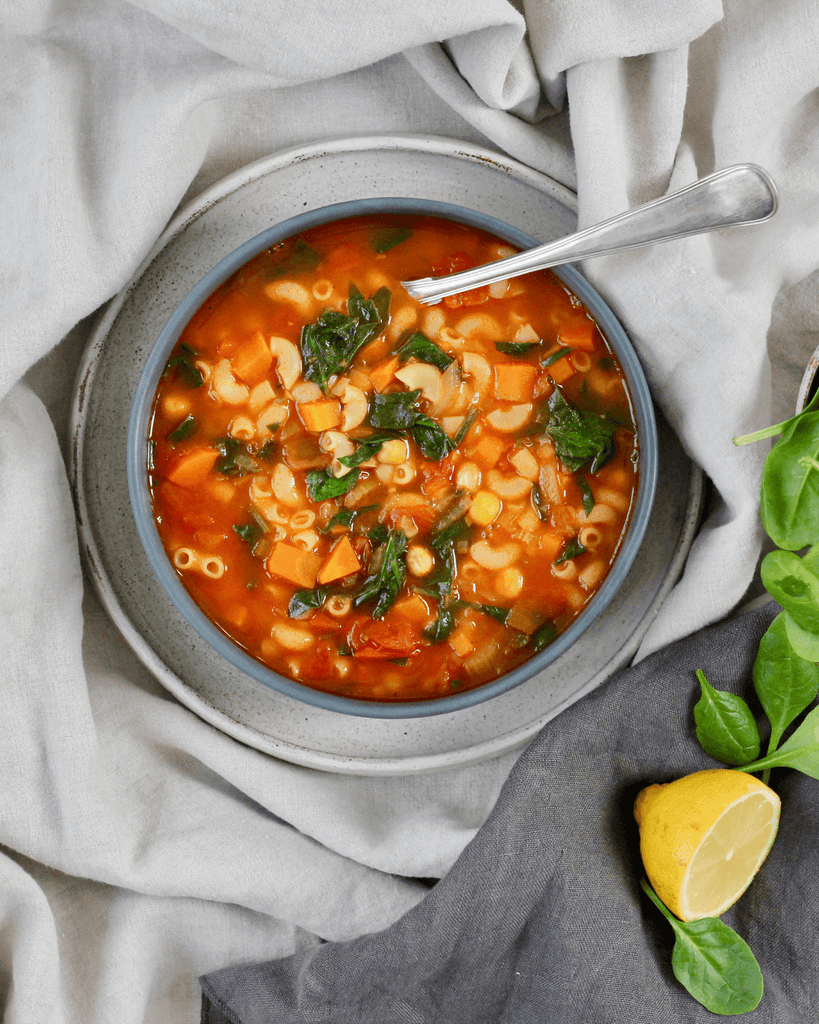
69, 135, 703, 775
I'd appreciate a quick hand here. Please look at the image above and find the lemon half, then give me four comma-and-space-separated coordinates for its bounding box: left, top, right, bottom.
634, 769, 781, 921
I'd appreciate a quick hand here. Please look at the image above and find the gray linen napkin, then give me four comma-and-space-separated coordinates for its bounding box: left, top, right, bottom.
199, 601, 818, 1023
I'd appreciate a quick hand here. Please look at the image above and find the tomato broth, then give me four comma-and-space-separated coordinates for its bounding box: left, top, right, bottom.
148, 214, 640, 702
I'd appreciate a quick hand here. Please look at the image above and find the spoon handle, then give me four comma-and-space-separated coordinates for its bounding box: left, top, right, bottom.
402, 163, 779, 304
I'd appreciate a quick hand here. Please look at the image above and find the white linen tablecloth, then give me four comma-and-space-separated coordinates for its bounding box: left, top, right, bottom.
2, 2, 819, 1020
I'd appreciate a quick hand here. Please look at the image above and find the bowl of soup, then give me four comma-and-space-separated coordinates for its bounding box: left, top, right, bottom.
128, 199, 657, 717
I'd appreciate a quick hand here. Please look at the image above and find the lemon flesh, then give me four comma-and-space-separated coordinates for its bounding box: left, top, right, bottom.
635, 769, 781, 921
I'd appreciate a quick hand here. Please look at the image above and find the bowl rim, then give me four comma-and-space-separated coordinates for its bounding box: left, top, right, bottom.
127, 197, 658, 719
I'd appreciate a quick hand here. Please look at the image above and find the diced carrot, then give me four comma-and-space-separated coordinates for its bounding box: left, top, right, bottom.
231, 330, 273, 384
547, 357, 575, 385
266, 542, 323, 588
470, 434, 506, 468
557, 319, 597, 352
317, 535, 361, 584
369, 356, 399, 393
299, 400, 342, 433
165, 447, 219, 487
493, 363, 538, 402
392, 593, 432, 624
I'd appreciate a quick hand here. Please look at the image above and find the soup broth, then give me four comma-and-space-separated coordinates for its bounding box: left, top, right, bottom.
148, 214, 640, 702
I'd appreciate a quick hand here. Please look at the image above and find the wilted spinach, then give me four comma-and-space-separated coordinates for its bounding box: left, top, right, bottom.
354, 528, 407, 619
306, 467, 361, 502
396, 332, 454, 370
300, 284, 390, 390
544, 388, 617, 472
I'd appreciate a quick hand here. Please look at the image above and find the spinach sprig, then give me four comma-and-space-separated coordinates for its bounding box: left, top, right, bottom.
300, 284, 390, 391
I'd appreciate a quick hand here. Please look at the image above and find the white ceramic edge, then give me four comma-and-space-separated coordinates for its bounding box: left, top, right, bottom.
69, 134, 701, 775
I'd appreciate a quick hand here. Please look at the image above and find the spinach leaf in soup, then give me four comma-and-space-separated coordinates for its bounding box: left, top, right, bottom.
301, 285, 391, 391
369, 390, 422, 430
288, 586, 329, 619
371, 224, 412, 253
544, 388, 617, 473
354, 528, 408, 619
495, 340, 539, 357
306, 467, 361, 502
396, 332, 454, 371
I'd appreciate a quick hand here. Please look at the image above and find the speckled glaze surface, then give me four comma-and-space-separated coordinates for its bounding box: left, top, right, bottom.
69, 135, 703, 775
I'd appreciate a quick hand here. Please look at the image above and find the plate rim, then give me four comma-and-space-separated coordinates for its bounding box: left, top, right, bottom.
68, 133, 702, 774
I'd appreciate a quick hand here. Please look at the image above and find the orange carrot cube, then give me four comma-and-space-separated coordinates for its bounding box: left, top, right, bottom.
493, 363, 538, 402
317, 535, 361, 584
266, 542, 324, 589
165, 448, 219, 487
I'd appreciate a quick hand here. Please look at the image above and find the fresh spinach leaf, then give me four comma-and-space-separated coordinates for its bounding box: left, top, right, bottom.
369, 389, 422, 430
495, 340, 538, 356
693, 670, 761, 765
306, 467, 361, 502
354, 529, 408, 619
757, 412, 819, 550
288, 586, 328, 619
760, 549, 819, 634
541, 346, 573, 368
640, 880, 763, 1016
737, 706, 819, 780
167, 415, 197, 442
372, 225, 412, 253
753, 613, 819, 755
396, 332, 454, 370
783, 612, 819, 661
545, 388, 617, 473
555, 537, 586, 565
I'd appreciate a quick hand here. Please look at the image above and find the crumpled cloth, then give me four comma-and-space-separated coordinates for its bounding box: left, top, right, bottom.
3, 1, 819, 1022
200, 601, 819, 1024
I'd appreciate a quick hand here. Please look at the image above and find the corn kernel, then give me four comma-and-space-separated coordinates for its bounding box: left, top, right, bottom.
468, 490, 501, 526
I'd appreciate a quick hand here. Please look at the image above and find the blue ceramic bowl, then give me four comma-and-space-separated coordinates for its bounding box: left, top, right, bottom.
128, 199, 658, 718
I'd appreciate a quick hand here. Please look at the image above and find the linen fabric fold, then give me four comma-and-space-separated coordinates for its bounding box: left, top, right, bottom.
200, 601, 819, 1023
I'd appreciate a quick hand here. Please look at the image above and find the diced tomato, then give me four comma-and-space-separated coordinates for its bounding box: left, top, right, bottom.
300, 645, 337, 681
309, 613, 346, 634
431, 251, 490, 309
156, 481, 217, 530
349, 618, 421, 660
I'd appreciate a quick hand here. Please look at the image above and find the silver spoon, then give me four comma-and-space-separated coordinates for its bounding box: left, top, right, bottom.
401, 163, 778, 305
